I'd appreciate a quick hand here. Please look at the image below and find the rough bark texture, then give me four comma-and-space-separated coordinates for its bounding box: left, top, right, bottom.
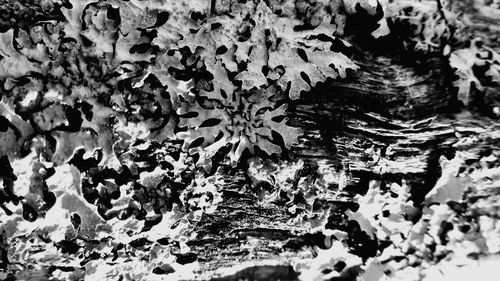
1, 1, 499, 280
184, 2, 500, 280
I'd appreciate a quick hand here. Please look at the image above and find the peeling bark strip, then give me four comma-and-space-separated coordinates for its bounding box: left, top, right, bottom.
1, 0, 500, 281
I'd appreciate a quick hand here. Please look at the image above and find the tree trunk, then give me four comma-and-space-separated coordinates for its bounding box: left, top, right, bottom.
186, 2, 500, 279
1, 1, 499, 280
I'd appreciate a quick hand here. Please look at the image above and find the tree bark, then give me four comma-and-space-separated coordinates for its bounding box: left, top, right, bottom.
186, 2, 500, 280
1, 1, 499, 280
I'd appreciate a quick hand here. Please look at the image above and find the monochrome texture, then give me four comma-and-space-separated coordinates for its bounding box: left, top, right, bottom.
0, 0, 499, 280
